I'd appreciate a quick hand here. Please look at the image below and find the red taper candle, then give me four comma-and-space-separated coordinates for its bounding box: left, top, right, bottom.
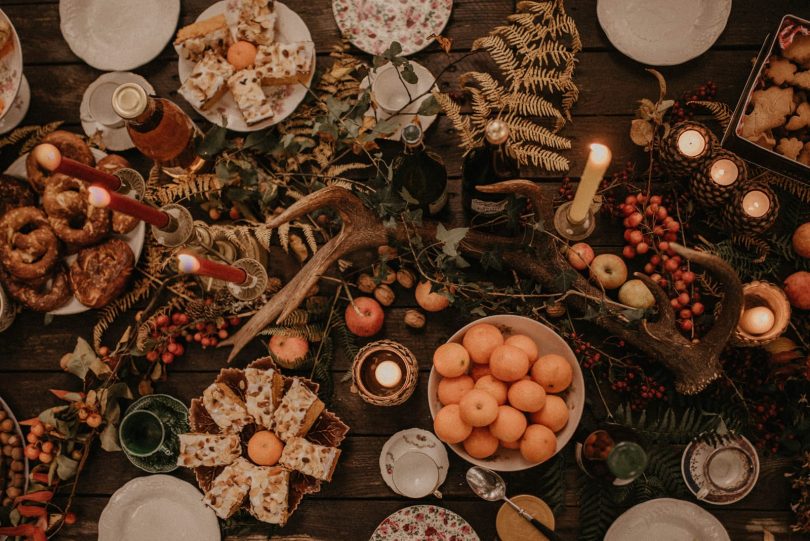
87, 185, 171, 229
176, 253, 248, 284
33, 144, 122, 191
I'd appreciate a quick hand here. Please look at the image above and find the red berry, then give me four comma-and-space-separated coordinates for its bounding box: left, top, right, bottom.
664, 259, 679, 272
692, 302, 705, 316
649, 195, 662, 205
658, 241, 669, 252
636, 242, 649, 255
679, 319, 693, 331
674, 280, 687, 291
201, 337, 211, 347
64, 512, 77, 525
656, 207, 668, 220
167, 343, 179, 354
664, 232, 678, 242
171, 313, 182, 325
161, 352, 175, 364
678, 292, 690, 305
229, 317, 241, 327
671, 298, 682, 309
625, 195, 638, 206
218, 329, 229, 339
156, 314, 169, 327
627, 213, 643, 227
682, 271, 695, 284
650, 255, 661, 266
229, 207, 240, 220
653, 226, 665, 237
174, 344, 184, 356
98, 346, 110, 356
668, 222, 681, 233
680, 309, 693, 319
628, 230, 643, 245
146, 350, 159, 363
195, 322, 206, 331
643, 263, 655, 274
623, 245, 636, 259
209, 337, 218, 347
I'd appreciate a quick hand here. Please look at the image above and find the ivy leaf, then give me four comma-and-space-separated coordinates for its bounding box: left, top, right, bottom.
372, 118, 400, 137
98, 382, 133, 423
55, 455, 78, 481
99, 423, 121, 452
481, 250, 503, 271
243, 129, 275, 153
197, 125, 228, 159
401, 63, 418, 84
417, 95, 442, 116
399, 187, 420, 205
326, 96, 351, 117
436, 223, 469, 257
64, 338, 99, 380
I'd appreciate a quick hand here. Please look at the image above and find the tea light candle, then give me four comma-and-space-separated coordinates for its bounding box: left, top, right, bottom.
739, 306, 775, 335
709, 158, 739, 187
742, 190, 771, 218
34, 144, 122, 191
569, 143, 612, 223
88, 185, 171, 228
177, 253, 248, 284
677, 129, 707, 157
374, 360, 403, 388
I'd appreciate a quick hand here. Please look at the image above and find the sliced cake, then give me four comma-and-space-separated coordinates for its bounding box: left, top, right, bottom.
255, 42, 314, 86
247, 465, 290, 525
272, 379, 324, 441
204, 457, 253, 519
179, 50, 235, 110
177, 433, 241, 468
229, 0, 277, 46
202, 382, 253, 433
244, 367, 284, 430
227, 69, 276, 125
278, 436, 340, 482
175, 14, 231, 62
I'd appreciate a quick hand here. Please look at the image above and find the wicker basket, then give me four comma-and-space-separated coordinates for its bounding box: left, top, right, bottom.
732, 281, 791, 347
352, 340, 419, 407
689, 149, 748, 209
658, 121, 717, 178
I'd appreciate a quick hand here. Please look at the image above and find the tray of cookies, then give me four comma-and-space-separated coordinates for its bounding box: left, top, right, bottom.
724, 14, 810, 181
181, 357, 349, 526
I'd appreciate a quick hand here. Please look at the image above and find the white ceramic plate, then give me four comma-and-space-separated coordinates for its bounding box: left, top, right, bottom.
59, 0, 180, 71
176, 1, 315, 132
0, 9, 23, 122
98, 475, 220, 541
605, 498, 730, 541
4, 148, 146, 315
332, 0, 453, 56
428, 314, 585, 472
370, 505, 479, 541
379, 428, 449, 496
80, 72, 155, 152
597, 0, 731, 66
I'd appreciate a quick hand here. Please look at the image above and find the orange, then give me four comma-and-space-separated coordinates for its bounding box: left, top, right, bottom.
520, 424, 557, 464
507, 380, 547, 413
462, 323, 504, 364
463, 427, 500, 459
434, 404, 473, 444
531, 354, 573, 393
458, 389, 499, 427
500, 438, 521, 450
530, 395, 570, 432
489, 405, 528, 443
505, 334, 539, 362
474, 375, 508, 405
437, 375, 475, 405
489, 345, 530, 382
247, 430, 284, 466
433, 342, 470, 378
470, 364, 492, 381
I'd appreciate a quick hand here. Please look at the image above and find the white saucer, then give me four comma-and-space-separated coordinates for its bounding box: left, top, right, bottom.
361, 61, 438, 141
0, 75, 29, 135
80, 72, 155, 151
380, 428, 448, 497
681, 434, 759, 505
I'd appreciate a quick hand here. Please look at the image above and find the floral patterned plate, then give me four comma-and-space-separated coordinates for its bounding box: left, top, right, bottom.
0, 9, 23, 123
370, 505, 479, 541
332, 0, 453, 56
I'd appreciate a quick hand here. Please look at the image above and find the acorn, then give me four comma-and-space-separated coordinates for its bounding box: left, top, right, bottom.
546, 302, 566, 318
404, 309, 426, 329
374, 284, 395, 306
357, 273, 376, 294
396, 268, 416, 289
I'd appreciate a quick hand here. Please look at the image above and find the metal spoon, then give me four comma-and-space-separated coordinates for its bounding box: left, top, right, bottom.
466, 466, 560, 541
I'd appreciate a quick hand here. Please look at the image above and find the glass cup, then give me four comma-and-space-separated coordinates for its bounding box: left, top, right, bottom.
392, 451, 442, 498
119, 409, 170, 457
371, 66, 420, 116
697, 446, 753, 499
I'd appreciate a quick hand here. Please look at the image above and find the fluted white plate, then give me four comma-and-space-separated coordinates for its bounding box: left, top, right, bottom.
605, 498, 730, 541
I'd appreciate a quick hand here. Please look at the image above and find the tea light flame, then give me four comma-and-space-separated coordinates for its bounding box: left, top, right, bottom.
677, 129, 707, 158
739, 306, 775, 335
709, 158, 739, 187
742, 190, 770, 218
374, 360, 402, 388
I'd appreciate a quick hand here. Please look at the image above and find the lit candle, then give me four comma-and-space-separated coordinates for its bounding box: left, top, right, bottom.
569, 143, 612, 223
374, 360, 403, 388
739, 306, 775, 335
177, 253, 248, 284
87, 185, 171, 228
677, 129, 707, 158
709, 158, 739, 187
33, 144, 122, 191
742, 190, 770, 218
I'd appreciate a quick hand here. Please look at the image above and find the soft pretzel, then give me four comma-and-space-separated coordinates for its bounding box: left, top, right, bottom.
1, 264, 71, 312
43, 174, 111, 246
69, 238, 134, 308
95, 155, 140, 235
25, 131, 94, 193
0, 207, 60, 281
0, 175, 37, 217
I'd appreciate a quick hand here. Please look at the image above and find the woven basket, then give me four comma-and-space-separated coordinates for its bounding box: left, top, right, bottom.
732, 281, 791, 347
352, 340, 419, 407
658, 121, 717, 178
689, 149, 748, 209
721, 183, 779, 235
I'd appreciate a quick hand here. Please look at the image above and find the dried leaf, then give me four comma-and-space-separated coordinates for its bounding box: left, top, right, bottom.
430, 33, 453, 54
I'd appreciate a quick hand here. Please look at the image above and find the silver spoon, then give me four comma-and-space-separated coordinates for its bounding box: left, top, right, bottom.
466, 466, 560, 541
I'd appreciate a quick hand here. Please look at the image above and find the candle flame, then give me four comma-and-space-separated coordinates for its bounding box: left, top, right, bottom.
87, 185, 112, 208
588, 143, 611, 165
33, 144, 61, 172
177, 253, 201, 274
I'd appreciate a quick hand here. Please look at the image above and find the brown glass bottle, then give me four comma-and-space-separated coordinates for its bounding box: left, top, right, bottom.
112, 83, 204, 171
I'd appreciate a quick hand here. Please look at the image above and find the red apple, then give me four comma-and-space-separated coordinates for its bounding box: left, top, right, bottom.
793, 223, 810, 259
589, 254, 628, 290
784, 271, 810, 309
345, 296, 385, 336
268, 334, 309, 367
567, 242, 595, 271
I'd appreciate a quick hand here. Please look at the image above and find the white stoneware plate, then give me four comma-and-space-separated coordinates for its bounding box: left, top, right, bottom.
370, 505, 479, 541
98, 475, 220, 541
80, 72, 155, 151
59, 0, 180, 71
176, 1, 315, 132
605, 498, 730, 541
597, 0, 731, 66
0, 9, 23, 122
4, 148, 146, 315
428, 314, 585, 472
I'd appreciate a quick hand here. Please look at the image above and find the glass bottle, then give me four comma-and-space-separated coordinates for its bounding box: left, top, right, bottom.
391, 124, 448, 216
461, 119, 520, 227
111, 83, 204, 171
576, 424, 648, 486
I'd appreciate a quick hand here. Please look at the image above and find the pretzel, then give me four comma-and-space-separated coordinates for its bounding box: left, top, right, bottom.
25, 131, 94, 193
69, 238, 134, 308
0, 175, 37, 217
1, 264, 71, 312
43, 174, 111, 246
95, 156, 140, 235
0, 207, 60, 281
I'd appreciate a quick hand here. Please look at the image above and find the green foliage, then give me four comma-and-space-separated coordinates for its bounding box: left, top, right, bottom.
578, 482, 624, 541
537, 454, 566, 515
613, 404, 732, 445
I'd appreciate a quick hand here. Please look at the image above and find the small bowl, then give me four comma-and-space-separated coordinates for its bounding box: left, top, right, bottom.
428, 314, 585, 471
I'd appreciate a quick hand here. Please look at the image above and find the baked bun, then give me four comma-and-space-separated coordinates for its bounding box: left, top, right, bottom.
95, 154, 131, 175
0, 175, 37, 216
95, 156, 140, 234
0, 264, 71, 312
25, 131, 94, 193
0, 207, 60, 281
69, 238, 134, 308
43, 174, 111, 246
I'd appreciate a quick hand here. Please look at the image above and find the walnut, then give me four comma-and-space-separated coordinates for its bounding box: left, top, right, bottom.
404, 309, 426, 329
374, 284, 395, 306
356, 273, 376, 293
396, 268, 416, 289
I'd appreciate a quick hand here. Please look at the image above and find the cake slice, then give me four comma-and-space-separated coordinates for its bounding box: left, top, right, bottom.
272, 379, 324, 441
255, 42, 314, 86
278, 437, 340, 482
203, 457, 253, 519
177, 433, 241, 467
179, 51, 235, 110
228, 0, 277, 46
244, 367, 284, 430
227, 69, 276, 125
202, 382, 253, 433
175, 14, 231, 62
247, 465, 290, 525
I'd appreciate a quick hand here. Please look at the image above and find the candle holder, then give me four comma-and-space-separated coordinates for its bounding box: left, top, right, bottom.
732, 281, 790, 347
226, 258, 269, 301
553, 200, 597, 241
113, 167, 147, 199
659, 121, 717, 178
351, 340, 419, 407
150, 203, 195, 247
721, 183, 780, 235
689, 149, 748, 209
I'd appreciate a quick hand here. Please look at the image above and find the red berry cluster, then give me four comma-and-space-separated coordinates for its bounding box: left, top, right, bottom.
610, 370, 667, 411
567, 331, 603, 370
668, 81, 719, 122
181, 316, 241, 349
145, 312, 190, 364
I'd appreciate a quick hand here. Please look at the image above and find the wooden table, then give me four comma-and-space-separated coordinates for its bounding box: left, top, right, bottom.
1, 0, 809, 539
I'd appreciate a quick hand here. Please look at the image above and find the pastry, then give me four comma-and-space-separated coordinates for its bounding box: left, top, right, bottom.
255, 42, 314, 86
0, 207, 59, 281
272, 379, 324, 441
784, 33, 810, 69
776, 137, 804, 160
93, 156, 140, 235
740, 86, 796, 139
0, 175, 37, 217
765, 56, 798, 85
227, 69, 276, 125
177, 433, 242, 467
203, 457, 252, 519
179, 50, 235, 111
43, 174, 111, 246
95, 154, 131, 175
0, 264, 70, 312
202, 382, 253, 433
25, 131, 94, 193
230, 0, 277, 46
69, 238, 134, 308
175, 14, 231, 62
248, 465, 289, 525
278, 436, 340, 481
244, 367, 284, 430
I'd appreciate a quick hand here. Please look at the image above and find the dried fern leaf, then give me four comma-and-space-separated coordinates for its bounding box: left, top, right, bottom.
433, 91, 480, 151
502, 114, 572, 150
278, 222, 291, 253
93, 277, 153, 350
19, 121, 64, 154
325, 162, 369, 177
473, 35, 521, 76
298, 223, 319, 253
509, 142, 570, 171
687, 100, 733, 131
517, 66, 575, 94
278, 309, 310, 326
0, 125, 39, 150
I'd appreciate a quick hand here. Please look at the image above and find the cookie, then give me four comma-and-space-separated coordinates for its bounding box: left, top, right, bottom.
792, 70, 810, 89
799, 142, 810, 166
766, 56, 797, 84
784, 33, 810, 69
776, 137, 804, 160
750, 130, 777, 150
786, 101, 810, 130
740, 86, 796, 139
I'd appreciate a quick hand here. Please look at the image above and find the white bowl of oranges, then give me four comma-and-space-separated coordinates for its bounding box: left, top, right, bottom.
428, 315, 584, 471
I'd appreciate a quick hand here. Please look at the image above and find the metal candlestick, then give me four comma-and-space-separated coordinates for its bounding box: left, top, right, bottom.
150, 203, 195, 248
113, 168, 147, 199
226, 258, 269, 301
554, 200, 596, 241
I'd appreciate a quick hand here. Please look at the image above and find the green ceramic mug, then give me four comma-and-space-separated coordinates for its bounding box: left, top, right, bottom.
119, 409, 171, 457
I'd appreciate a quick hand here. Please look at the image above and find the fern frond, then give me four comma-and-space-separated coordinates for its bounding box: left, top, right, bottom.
298, 223, 319, 253
473, 35, 521, 76
278, 309, 310, 326
517, 66, 575, 93
325, 162, 369, 177
433, 91, 479, 151
93, 277, 153, 350
509, 142, 570, 171
254, 225, 273, 251
278, 222, 291, 253
152, 174, 223, 205
503, 114, 572, 149
0, 125, 39, 150
688, 100, 733, 130
259, 324, 325, 342
19, 122, 65, 154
